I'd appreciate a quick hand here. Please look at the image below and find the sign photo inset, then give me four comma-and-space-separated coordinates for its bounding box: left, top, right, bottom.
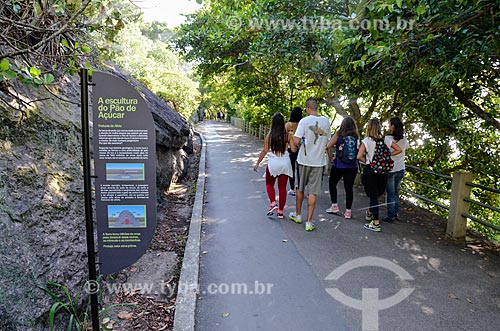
107, 205, 147, 228
106, 163, 145, 181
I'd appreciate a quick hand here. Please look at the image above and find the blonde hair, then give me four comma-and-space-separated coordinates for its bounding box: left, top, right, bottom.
366, 118, 382, 139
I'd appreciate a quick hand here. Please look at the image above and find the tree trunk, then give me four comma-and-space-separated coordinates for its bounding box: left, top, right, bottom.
349, 98, 361, 121
325, 95, 348, 117
310, 73, 348, 118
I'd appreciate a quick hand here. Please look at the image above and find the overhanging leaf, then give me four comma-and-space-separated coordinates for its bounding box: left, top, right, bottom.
0, 59, 9, 71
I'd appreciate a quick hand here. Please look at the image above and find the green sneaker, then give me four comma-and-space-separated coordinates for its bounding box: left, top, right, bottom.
364, 221, 381, 232
289, 212, 302, 224
305, 222, 315, 232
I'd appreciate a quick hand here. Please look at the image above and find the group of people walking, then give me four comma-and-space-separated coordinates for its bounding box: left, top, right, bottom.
216, 111, 225, 121
253, 98, 408, 232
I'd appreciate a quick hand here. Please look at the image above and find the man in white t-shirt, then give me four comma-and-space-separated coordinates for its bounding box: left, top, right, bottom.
289, 98, 331, 231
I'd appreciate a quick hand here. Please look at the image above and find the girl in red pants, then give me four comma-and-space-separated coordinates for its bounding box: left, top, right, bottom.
254, 113, 297, 218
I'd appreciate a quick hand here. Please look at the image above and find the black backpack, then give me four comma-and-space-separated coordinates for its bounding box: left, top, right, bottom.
337, 135, 357, 164
368, 139, 394, 174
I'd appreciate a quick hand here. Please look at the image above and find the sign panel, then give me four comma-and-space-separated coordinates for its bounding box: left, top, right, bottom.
91, 71, 156, 274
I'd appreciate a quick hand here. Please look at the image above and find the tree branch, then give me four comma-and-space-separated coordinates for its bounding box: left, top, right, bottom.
348, 98, 361, 120
43, 85, 79, 105
309, 73, 348, 117
361, 94, 378, 124
0, 0, 92, 59
452, 84, 500, 131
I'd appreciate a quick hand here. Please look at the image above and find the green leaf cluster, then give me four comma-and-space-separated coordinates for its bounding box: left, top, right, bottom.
0, 58, 54, 86
110, 21, 201, 120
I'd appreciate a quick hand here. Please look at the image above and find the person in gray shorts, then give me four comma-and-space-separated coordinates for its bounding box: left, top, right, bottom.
289, 98, 331, 231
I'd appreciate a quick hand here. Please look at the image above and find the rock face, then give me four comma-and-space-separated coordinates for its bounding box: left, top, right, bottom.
0, 65, 193, 330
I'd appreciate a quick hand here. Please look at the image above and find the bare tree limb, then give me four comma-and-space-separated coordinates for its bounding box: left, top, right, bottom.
452, 84, 500, 131
0, 0, 92, 59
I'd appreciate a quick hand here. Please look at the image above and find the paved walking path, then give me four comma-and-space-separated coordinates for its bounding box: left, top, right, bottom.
193, 120, 500, 331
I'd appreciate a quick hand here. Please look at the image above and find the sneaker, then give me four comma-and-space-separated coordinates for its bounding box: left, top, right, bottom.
326, 204, 340, 214
305, 222, 315, 231
344, 210, 352, 219
287, 189, 296, 196
364, 221, 381, 232
277, 210, 284, 219
289, 212, 302, 224
267, 202, 278, 216
382, 216, 395, 223
365, 211, 373, 221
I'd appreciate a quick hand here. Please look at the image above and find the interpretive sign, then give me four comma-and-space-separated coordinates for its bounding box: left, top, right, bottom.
91, 71, 156, 274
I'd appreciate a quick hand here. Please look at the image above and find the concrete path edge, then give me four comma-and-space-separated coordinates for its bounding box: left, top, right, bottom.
173, 132, 206, 331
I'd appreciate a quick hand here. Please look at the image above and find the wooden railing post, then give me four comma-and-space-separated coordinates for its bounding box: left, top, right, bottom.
447, 171, 473, 239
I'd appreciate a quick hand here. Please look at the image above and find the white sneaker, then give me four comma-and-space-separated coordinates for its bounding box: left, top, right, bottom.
289, 212, 302, 224
344, 209, 352, 219
305, 222, 315, 232
326, 204, 340, 214
287, 189, 296, 196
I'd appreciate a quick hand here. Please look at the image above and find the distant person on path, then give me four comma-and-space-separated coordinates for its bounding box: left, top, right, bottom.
357, 118, 402, 232
254, 113, 297, 219
326, 116, 360, 219
217, 111, 221, 121
221, 112, 225, 121
285, 106, 303, 196
289, 98, 331, 231
383, 117, 409, 223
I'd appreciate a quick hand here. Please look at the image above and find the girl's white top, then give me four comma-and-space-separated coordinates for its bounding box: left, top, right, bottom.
267, 150, 293, 177
384, 135, 409, 172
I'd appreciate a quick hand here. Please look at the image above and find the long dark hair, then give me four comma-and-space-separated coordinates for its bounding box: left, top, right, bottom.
270, 112, 287, 156
390, 117, 404, 141
338, 116, 359, 139
289, 106, 303, 123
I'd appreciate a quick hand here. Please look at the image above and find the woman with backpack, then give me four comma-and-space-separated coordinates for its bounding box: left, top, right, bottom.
254, 112, 297, 219
383, 117, 409, 223
357, 118, 402, 232
326, 116, 359, 219
285, 106, 303, 196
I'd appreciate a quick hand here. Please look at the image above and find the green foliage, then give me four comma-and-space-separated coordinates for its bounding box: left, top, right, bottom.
0, 58, 55, 86
176, 0, 329, 121
37, 280, 90, 331
176, 0, 499, 125
38, 278, 133, 331
111, 21, 200, 120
